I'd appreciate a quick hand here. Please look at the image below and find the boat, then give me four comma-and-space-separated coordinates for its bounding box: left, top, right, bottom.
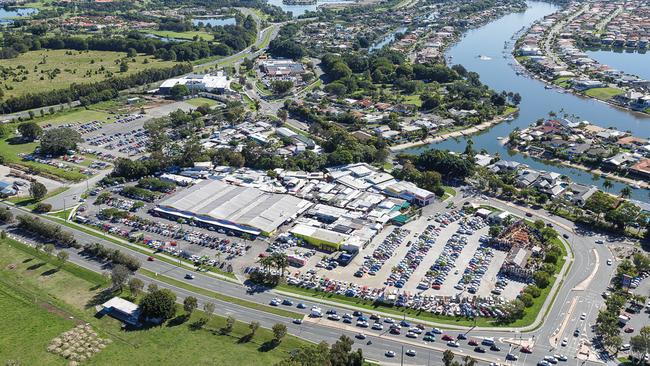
545, 85, 553, 89
632, 184, 640, 189
497, 136, 504, 140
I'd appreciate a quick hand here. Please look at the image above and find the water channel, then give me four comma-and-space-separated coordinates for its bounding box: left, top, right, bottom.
406, 1, 650, 202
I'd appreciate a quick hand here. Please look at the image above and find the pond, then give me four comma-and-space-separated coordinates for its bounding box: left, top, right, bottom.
192, 17, 236, 27
0, 7, 38, 23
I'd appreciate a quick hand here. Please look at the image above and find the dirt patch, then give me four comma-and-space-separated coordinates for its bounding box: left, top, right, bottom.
5, 263, 17, 270
39, 301, 85, 326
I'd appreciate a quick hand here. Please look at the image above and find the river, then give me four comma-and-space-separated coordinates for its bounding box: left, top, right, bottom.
406, 1, 650, 202
585, 49, 650, 81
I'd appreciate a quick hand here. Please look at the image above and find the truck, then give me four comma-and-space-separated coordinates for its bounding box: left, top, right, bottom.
618, 314, 631, 325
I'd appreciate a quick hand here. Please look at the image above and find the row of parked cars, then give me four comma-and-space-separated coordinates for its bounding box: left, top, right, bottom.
85, 127, 148, 157
354, 228, 410, 278
387, 225, 437, 288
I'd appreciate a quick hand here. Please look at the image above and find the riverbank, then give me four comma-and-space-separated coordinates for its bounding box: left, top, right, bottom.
390, 111, 517, 152
507, 145, 650, 190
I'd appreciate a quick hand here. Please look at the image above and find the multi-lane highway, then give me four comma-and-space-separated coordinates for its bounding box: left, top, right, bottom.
0, 189, 618, 366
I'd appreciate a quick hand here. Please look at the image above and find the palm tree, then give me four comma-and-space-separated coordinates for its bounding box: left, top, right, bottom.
602, 179, 613, 192
271, 252, 288, 277
620, 185, 632, 199
257, 256, 274, 273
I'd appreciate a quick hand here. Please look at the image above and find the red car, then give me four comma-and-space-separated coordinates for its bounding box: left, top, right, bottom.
624, 327, 634, 333
521, 346, 532, 354
147, 256, 155, 261
468, 339, 479, 346
390, 328, 401, 335
432, 284, 441, 290
441, 334, 454, 341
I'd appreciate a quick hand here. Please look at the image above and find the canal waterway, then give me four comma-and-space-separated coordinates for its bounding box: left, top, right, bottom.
407, 1, 650, 202
584, 49, 650, 81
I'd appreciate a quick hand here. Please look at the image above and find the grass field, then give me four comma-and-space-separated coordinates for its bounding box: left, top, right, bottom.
31, 108, 113, 127
0, 238, 310, 366
403, 94, 422, 107
185, 97, 220, 107
584, 87, 624, 100
0, 50, 176, 98
145, 30, 214, 41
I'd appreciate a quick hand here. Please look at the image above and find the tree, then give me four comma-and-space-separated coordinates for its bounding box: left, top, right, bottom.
602, 179, 613, 192
0, 207, 14, 223
29, 181, 47, 201
128, 277, 144, 298
271, 80, 294, 95
111, 264, 131, 290
630, 326, 650, 361
605, 201, 641, 231
183, 296, 198, 317
55, 250, 69, 269
277, 109, 288, 122
330, 335, 354, 366
120, 62, 129, 73
203, 302, 215, 321
272, 323, 287, 343
139, 288, 177, 322
18, 122, 42, 141
169, 84, 190, 100
443, 350, 455, 366
223, 315, 235, 334
249, 321, 260, 336
39, 128, 82, 156
620, 185, 632, 198
43, 243, 55, 256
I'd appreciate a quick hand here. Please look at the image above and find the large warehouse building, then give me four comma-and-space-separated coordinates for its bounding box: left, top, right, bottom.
155, 179, 312, 236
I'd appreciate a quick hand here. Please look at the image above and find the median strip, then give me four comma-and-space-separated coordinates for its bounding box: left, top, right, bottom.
138, 268, 302, 319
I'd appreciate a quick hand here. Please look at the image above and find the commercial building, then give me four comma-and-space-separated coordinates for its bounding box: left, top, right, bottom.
159, 72, 229, 94
156, 179, 312, 236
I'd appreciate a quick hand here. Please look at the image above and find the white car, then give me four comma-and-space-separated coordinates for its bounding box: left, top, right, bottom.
431, 328, 443, 334
406, 332, 418, 339
356, 333, 366, 340
385, 350, 396, 358
447, 341, 460, 347
561, 338, 568, 347
555, 354, 568, 361
580, 313, 586, 320
293, 319, 303, 325
607, 259, 612, 265
405, 349, 416, 357
372, 323, 384, 330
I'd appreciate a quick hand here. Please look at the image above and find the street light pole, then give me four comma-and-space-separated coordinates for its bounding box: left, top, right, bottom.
400, 345, 404, 366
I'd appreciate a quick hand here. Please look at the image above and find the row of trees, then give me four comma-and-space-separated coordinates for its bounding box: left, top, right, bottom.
81, 242, 141, 271
1, 63, 192, 113
15, 214, 78, 248
274, 335, 364, 366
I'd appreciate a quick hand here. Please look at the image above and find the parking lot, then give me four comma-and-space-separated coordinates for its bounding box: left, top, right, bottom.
275, 208, 527, 305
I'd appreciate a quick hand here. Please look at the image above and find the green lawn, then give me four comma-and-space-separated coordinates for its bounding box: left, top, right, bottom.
0, 49, 176, 98
0, 282, 74, 366
0, 238, 311, 366
30, 108, 112, 127
584, 87, 624, 100
501, 106, 519, 116
145, 30, 214, 41
185, 97, 220, 107
403, 94, 422, 107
